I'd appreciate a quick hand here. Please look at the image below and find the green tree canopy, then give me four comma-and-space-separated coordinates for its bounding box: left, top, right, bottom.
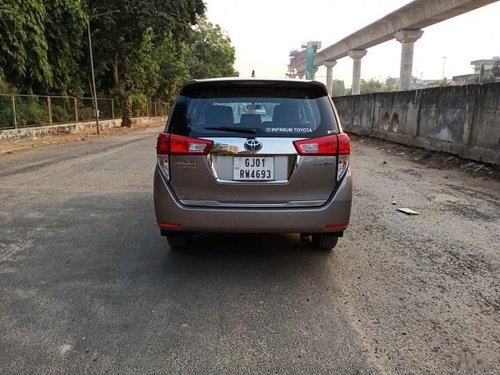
83, 0, 206, 126
155, 35, 191, 105
0, 0, 51, 92
331, 79, 346, 97
0, 0, 87, 93
188, 17, 238, 79
0, 0, 240, 126
45, 1, 86, 94
360, 78, 384, 94
359, 77, 400, 94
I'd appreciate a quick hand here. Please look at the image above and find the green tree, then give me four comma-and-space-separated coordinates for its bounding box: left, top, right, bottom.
44, 0, 86, 94
1, 0, 242, 126
432, 78, 449, 87
188, 17, 238, 79
360, 78, 384, 94
384, 77, 399, 91
492, 60, 500, 80
155, 35, 191, 105
84, 0, 205, 126
129, 28, 161, 116
358, 77, 400, 94
0, 0, 51, 92
479, 65, 486, 83
0, 79, 16, 94
478, 63, 497, 84
331, 79, 346, 97
0, 0, 86, 93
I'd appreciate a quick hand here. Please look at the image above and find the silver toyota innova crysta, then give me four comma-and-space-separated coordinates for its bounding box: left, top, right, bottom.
154, 78, 352, 250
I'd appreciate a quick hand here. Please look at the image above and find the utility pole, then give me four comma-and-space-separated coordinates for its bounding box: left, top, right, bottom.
87, 10, 120, 135
87, 18, 99, 134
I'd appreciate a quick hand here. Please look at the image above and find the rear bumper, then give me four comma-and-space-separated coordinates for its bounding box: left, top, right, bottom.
153, 168, 352, 234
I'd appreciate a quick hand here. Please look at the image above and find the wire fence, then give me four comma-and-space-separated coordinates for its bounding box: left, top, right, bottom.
0, 94, 168, 130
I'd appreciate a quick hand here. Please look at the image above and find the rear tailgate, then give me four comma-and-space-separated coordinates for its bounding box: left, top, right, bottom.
168, 137, 338, 208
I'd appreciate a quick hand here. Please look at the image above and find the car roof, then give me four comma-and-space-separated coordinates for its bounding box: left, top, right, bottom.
178, 78, 329, 96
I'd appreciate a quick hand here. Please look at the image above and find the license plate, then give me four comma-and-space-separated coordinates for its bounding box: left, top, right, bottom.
233, 157, 274, 181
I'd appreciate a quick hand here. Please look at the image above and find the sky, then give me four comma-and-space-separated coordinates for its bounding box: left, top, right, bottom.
203, 0, 500, 87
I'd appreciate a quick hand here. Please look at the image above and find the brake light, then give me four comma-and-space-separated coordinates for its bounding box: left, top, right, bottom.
337, 133, 351, 155
293, 135, 338, 155
157, 133, 169, 155
336, 133, 350, 182
156, 133, 213, 155
293, 134, 351, 182
293, 134, 351, 156
169, 134, 213, 155
156, 133, 213, 181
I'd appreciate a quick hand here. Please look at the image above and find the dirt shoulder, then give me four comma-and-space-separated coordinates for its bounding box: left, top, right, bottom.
347, 133, 500, 182
0, 120, 166, 156
336, 136, 500, 374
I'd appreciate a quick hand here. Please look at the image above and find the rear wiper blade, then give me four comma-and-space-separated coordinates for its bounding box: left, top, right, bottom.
204, 126, 257, 135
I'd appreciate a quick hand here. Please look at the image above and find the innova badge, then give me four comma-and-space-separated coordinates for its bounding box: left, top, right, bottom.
244, 139, 263, 152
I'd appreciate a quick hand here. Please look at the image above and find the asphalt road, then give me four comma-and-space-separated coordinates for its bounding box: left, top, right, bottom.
1, 128, 499, 374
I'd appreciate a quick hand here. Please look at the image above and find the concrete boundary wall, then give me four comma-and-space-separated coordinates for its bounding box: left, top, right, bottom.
0, 116, 167, 143
333, 82, 500, 165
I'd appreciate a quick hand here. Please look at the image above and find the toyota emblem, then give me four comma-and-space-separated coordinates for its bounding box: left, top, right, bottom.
244, 139, 263, 152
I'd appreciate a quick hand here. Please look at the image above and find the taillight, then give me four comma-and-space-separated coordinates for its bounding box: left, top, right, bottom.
293, 135, 338, 155
157, 133, 169, 155
337, 133, 351, 155
156, 133, 213, 181
157, 133, 170, 180
169, 134, 213, 155
336, 133, 350, 182
293, 134, 351, 182
157, 133, 213, 155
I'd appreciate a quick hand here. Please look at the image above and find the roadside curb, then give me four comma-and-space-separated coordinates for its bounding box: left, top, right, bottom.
0, 117, 166, 156
0, 116, 166, 143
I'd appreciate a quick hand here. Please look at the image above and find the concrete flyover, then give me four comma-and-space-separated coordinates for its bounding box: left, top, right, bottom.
290, 0, 499, 94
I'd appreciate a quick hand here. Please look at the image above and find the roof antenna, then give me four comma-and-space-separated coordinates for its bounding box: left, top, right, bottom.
251, 70, 255, 78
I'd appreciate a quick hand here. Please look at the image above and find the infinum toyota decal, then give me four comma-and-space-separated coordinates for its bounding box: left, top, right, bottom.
265, 127, 313, 133
244, 139, 263, 152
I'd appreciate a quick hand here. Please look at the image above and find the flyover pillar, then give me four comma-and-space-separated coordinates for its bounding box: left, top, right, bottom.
348, 49, 367, 95
324, 60, 337, 96
395, 29, 424, 90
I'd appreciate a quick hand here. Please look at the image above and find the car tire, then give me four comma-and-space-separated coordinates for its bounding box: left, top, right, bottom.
166, 233, 191, 249
311, 234, 339, 251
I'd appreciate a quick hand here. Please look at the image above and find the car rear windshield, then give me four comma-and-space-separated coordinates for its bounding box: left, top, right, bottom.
167, 82, 339, 138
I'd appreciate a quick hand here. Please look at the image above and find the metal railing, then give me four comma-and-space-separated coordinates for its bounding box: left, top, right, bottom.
0, 94, 168, 130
